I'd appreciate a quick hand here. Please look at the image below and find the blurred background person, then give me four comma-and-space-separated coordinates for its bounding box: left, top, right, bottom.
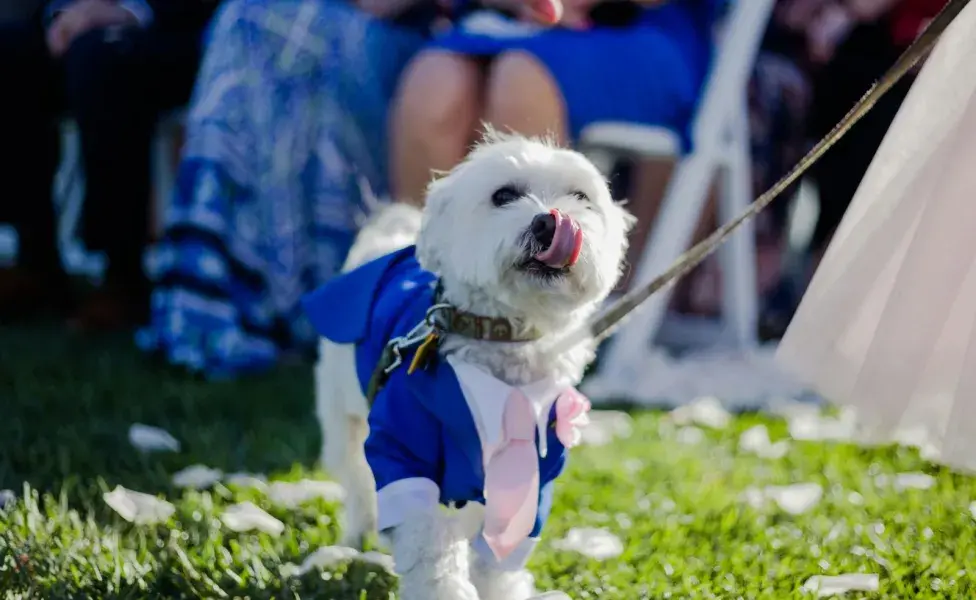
749, 0, 946, 338
799, 0, 946, 274
137, 0, 439, 377
391, 0, 720, 211
0, 0, 44, 23
0, 0, 216, 329
744, 0, 814, 338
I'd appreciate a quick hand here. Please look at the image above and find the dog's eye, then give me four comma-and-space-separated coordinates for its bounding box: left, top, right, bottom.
571, 190, 590, 202
491, 185, 523, 207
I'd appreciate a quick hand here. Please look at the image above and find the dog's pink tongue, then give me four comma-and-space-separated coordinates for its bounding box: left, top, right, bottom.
535, 211, 583, 268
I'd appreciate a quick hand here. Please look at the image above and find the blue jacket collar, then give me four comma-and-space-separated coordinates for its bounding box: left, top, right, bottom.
302, 246, 421, 344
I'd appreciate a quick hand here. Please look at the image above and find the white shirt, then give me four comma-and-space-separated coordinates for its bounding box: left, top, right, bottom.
447, 355, 567, 467
376, 355, 566, 572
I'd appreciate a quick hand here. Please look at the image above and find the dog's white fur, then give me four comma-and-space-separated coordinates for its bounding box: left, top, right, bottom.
315, 132, 633, 600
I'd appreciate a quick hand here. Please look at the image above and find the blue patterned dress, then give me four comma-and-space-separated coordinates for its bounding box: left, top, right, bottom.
136, 0, 432, 378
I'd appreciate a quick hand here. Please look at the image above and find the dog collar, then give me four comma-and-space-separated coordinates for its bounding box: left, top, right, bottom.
439, 306, 543, 343
364, 284, 543, 407
432, 282, 543, 343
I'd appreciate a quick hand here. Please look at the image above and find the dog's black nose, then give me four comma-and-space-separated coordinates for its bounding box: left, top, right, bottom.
531, 212, 556, 248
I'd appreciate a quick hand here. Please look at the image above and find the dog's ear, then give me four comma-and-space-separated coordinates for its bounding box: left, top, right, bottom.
415, 173, 454, 274
612, 199, 639, 233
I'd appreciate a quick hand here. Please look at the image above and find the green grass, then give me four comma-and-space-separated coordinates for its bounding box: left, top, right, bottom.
2, 326, 976, 599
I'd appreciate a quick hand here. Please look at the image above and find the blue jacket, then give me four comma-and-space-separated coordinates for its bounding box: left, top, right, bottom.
303, 247, 567, 558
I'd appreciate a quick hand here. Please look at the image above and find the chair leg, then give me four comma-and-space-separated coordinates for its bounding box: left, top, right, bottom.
56, 123, 86, 275
56, 122, 105, 279
587, 152, 718, 399
717, 104, 759, 349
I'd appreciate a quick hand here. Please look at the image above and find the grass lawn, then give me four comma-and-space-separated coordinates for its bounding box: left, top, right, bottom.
2, 326, 976, 599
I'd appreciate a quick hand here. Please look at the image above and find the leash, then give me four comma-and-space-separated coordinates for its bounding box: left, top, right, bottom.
546, 0, 970, 355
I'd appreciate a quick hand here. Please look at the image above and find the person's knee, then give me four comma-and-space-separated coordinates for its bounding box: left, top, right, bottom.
393, 50, 481, 135
484, 50, 564, 136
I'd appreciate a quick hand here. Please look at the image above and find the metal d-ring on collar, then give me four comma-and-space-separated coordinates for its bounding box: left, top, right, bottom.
381, 301, 452, 376
365, 298, 451, 407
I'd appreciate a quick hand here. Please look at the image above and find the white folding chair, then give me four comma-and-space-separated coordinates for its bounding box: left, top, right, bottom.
578, 0, 775, 403
0, 120, 87, 270
54, 110, 186, 279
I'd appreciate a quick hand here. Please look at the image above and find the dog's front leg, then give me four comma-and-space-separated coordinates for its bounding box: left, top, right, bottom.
339, 414, 378, 549
389, 510, 481, 600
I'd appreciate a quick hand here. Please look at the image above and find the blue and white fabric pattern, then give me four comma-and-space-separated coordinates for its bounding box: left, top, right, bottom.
136, 0, 429, 377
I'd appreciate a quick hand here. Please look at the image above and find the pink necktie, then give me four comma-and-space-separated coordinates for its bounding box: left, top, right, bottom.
482, 389, 540, 560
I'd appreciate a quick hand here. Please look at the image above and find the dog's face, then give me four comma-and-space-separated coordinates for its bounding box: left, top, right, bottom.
416, 132, 635, 326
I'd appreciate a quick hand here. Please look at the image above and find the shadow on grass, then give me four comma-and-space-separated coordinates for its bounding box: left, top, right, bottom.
0, 324, 321, 504
0, 325, 402, 598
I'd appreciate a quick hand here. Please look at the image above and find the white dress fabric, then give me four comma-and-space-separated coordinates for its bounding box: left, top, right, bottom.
777, 1, 976, 473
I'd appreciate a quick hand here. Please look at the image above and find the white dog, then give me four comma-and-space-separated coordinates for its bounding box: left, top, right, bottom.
304, 131, 633, 600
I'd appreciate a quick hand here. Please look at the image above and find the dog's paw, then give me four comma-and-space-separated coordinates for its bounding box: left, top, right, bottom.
390, 513, 481, 600
400, 576, 481, 600
339, 512, 374, 551
470, 562, 536, 600
339, 529, 370, 552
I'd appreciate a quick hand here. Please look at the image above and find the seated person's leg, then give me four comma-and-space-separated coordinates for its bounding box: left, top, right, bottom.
61, 26, 204, 329
0, 20, 70, 319
390, 49, 484, 205
484, 50, 568, 143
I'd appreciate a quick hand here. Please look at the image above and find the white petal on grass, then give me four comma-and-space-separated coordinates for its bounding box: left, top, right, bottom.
128, 424, 180, 452
267, 480, 346, 508
742, 483, 823, 515
580, 411, 633, 446
669, 396, 731, 429
551, 527, 624, 560
292, 546, 395, 576
676, 426, 705, 445
769, 483, 823, 514
221, 502, 285, 536
893, 427, 941, 461
768, 398, 822, 420
801, 574, 879, 596
172, 465, 223, 489
623, 458, 643, 473
741, 487, 767, 510
224, 472, 269, 491
361, 551, 396, 572
298, 546, 359, 574
103, 485, 175, 524
739, 425, 790, 459
969, 502, 976, 520
875, 473, 935, 492
0, 489, 16, 510
787, 408, 857, 442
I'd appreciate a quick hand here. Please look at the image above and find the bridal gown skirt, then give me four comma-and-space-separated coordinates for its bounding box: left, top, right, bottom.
777, 0, 976, 472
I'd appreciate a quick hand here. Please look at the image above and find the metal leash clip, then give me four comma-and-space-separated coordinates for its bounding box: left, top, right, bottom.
381, 303, 452, 375
366, 302, 453, 407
